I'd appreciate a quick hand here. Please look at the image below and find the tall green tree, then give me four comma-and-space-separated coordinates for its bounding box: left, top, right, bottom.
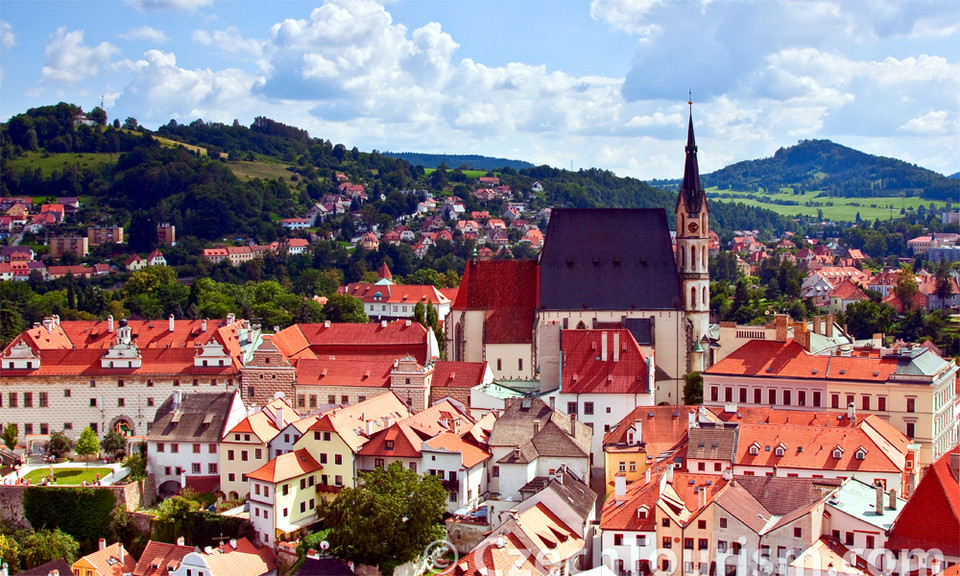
101, 430, 128, 457
20, 528, 80, 568
894, 263, 918, 309
45, 431, 73, 458
318, 462, 446, 572
321, 293, 369, 323
683, 372, 703, 405
1, 423, 18, 450
74, 426, 100, 460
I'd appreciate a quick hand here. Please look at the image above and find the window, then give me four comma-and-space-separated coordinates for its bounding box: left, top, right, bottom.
241, 450, 248, 461
783, 390, 791, 406
328, 395, 336, 404
228, 473, 235, 482
833, 449, 843, 459
208, 463, 217, 474
147, 397, 155, 407
620, 461, 627, 472
157, 443, 165, 453
320, 453, 327, 464
247, 386, 254, 398
192, 463, 201, 474
714, 463, 722, 472
335, 454, 342, 465
711, 387, 719, 402
906, 398, 915, 413
698, 520, 707, 529
341, 395, 349, 404
284, 484, 291, 495
878, 396, 887, 411
38, 392, 47, 407
724, 387, 732, 402
629, 461, 637, 472
492, 466, 499, 477
170, 443, 179, 453
697, 462, 705, 471
862, 396, 870, 411
23, 424, 32, 435
739, 388, 747, 403
300, 501, 306, 513
698, 539, 708, 550
684, 538, 694, 550
64, 389, 71, 397
164, 467, 171, 476
847, 394, 855, 409
583, 402, 594, 415
768, 389, 776, 405
567, 402, 577, 415
775, 446, 785, 457
335, 475, 343, 486
662, 537, 672, 549
866, 535, 875, 548
174, 379, 180, 387
720, 517, 728, 528
227, 450, 235, 461
193, 444, 201, 453
255, 448, 262, 459
614, 534, 623, 546
794, 527, 802, 538
749, 444, 759, 455
117, 397, 125, 407
662, 518, 670, 527
209, 444, 216, 453
64, 422, 72, 430
844, 532, 854, 546
496, 359, 502, 371
905, 422, 915, 438
518, 358, 523, 371
263, 487, 269, 497
831, 394, 840, 409
813, 391, 821, 407
637, 535, 647, 546
192, 379, 198, 387
798, 391, 806, 406
323, 432, 331, 441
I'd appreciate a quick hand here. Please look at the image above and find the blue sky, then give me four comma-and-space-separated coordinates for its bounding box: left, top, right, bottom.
1, 0, 958, 180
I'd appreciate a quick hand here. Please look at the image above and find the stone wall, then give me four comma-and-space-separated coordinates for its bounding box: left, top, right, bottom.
445, 518, 490, 554
0, 479, 149, 530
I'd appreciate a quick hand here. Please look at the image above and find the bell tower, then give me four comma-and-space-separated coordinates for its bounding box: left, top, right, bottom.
676, 99, 710, 360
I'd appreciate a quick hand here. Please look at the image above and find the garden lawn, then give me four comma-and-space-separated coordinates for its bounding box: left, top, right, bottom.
22, 466, 114, 485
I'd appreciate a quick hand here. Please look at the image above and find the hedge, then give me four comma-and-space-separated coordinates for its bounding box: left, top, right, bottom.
23, 487, 117, 553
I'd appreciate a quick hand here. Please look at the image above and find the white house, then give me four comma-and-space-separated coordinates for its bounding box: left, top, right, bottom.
421, 430, 491, 514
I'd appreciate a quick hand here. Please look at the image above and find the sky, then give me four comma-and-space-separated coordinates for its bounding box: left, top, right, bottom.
1, 0, 958, 180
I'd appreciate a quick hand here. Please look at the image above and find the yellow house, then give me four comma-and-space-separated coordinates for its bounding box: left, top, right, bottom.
247, 448, 323, 547
72, 540, 136, 576
220, 397, 299, 500
293, 392, 409, 499
602, 405, 692, 493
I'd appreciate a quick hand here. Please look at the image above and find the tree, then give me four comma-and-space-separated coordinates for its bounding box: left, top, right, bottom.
74, 426, 100, 460
934, 260, 954, 302
0, 533, 20, 572
86, 106, 107, 126
123, 452, 147, 481
894, 263, 918, 310
321, 293, 369, 323
1, 423, 17, 450
683, 372, 703, 405
122, 117, 139, 131
20, 528, 80, 568
101, 430, 128, 457
45, 431, 73, 458
318, 462, 446, 572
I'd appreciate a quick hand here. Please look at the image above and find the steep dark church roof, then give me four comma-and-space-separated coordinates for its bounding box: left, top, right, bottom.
538, 208, 681, 311
676, 110, 706, 215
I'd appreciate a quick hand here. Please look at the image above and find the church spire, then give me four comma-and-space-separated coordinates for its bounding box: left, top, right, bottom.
677, 99, 705, 214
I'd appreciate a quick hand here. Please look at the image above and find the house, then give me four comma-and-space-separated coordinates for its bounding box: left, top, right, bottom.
1, 245, 35, 262
422, 430, 492, 513
557, 329, 656, 466
358, 232, 379, 251
0, 315, 255, 441
21, 560, 74, 576
339, 265, 453, 324
248, 449, 324, 547
125, 254, 148, 272
40, 203, 65, 222
292, 393, 411, 495
147, 390, 246, 496
49, 235, 90, 257
157, 223, 176, 246
133, 541, 197, 576
72, 540, 137, 576
602, 405, 692, 490
821, 478, 905, 573
486, 397, 592, 516
285, 238, 309, 256
280, 218, 311, 231
169, 538, 277, 576
825, 279, 868, 313
87, 226, 124, 246
884, 446, 960, 573
268, 414, 318, 460
146, 250, 167, 267
703, 328, 958, 467
219, 398, 300, 500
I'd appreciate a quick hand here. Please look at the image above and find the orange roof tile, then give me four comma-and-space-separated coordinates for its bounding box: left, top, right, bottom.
247, 448, 322, 483
75, 542, 137, 576
561, 329, 649, 394
133, 541, 195, 576
307, 393, 411, 453
422, 431, 491, 469
886, 445, 960, 555
198, 537, 277, 576
705, 339, 897, 381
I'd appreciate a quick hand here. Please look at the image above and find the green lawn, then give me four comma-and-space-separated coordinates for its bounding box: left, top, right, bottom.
227, 160, 296, 182
3, 151, 116, 181
22, 467, 114, 485
423, 168, 490, 179
706, 186, 947, 223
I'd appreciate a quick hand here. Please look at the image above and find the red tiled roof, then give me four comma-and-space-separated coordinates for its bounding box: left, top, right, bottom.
272, 321, 430, 363
603, 405, 691, 457
133, 541, 195, 576
830, 279, 868, 301
294, 358, 393, 388
705, 339, 897, 382
358, 421, 427, 459
247, 448, 322, 483
561, 329, 649, 394
198, 537, 277, 576
340, 282, 450, 305
431, 361, 489, 389
306, 393, 411, 453
452, 260, 538, 343
886, 445, 960, 555
75, 542, 137, 576
423, 431, 491, 468
0, 347, 238, 377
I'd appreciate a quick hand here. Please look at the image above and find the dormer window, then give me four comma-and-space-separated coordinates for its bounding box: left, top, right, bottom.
855, 448, 867, 460
832, 448, 844, 460
385, 440, 394, 450
749, 443, 760, 456
774, 445, 785, 457
637, 506, 648, 519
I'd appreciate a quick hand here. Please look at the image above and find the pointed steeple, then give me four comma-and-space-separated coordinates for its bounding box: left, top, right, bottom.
677, 101, 705, 214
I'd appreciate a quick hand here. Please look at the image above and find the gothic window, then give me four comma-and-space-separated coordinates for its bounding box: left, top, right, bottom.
690, 287, 696, 308
702, 287, 707, 306
691, 245, 696, 268
702, 246, 707, 266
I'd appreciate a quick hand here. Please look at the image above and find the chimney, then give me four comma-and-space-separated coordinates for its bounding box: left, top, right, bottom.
825, 314, 835, 338
274, 405, 285, 430
888, 489, 897, 510
52, 314, 60, 326
202, 318, 208, 332
549, 396, 556, 411
173, 390, 182, 409
813, 316, 822, 335
645, 468, 651, 485
99, 538, 106, 550
43, 317, 54, 333
108, 315, 115, 333
381, 320, 388, 327
569, 413, 577, 436
177, 536, 185, 546
847, 402, 856, 424
699, 487, 706, 509
366, 420, 375, 435
872, 333, 882, 348
613, 332, 620, 362
533, 420, 541, 435
774, 314, 789, 342
633, 419, 643, 445
169, 314, 175, 332
601, 331, 608, 362
119, 545, 124, 563
514, 446, 522, 459
614, 474, 627, 500
722, 467, 733, 481
875, 484, 884, 512
324, 320, 331, 328
688, 409, 697, 429
226, 313, 235, 325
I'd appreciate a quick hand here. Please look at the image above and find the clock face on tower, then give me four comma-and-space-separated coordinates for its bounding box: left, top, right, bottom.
687, 221, 699, 234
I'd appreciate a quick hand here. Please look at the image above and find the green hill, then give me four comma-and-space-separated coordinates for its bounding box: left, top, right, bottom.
381, 152, 534, 171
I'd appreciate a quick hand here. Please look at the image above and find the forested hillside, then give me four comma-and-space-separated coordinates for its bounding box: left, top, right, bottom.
382, 152, 533, 171
702, 139, 957, 200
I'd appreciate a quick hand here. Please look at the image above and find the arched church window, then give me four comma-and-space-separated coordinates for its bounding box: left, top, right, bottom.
690, 287, 696, 308
690, 246, 696, 268
576, 321, 586, 329
702, 246, 707, 268
702, 287, 707, 305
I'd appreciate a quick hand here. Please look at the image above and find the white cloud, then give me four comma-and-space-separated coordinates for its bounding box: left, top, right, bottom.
41, 28, 119, 84
119, 26, 168, 43
125, 0, 212, 13
193, 26, 263, 55
1, 21, 15, 49
589, 0, 664, 36
899, 110, 951, 135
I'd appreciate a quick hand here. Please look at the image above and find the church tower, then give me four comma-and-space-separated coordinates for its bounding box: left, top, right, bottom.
676, 101, 710, 361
